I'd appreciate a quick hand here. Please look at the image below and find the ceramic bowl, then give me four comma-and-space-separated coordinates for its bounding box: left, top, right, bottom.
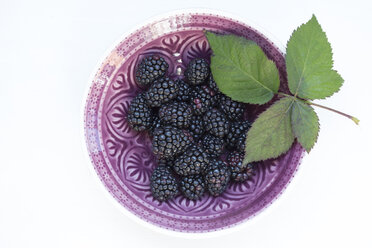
84, 11, 304, 232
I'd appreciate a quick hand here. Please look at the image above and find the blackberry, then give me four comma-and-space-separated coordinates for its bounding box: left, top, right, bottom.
152, 126, 192, 159
150, 166, 178, 201
135, 55, 168, 87
145, 77, 179, 107
180, 175, 205, 200
226, 120, 251, 152
204, 160, 231, 196
188, 115, 204, 141
173, 145, 210, 176
127, 93, 153, 131
184, 58, 210, 85
201, 134, 225, 158
207, 74, 220, 93
190, 85, 218, 115
159, 101, 192, 129
227, 151, 255, 182
176, 79, 191, 102
203, 109, 230, 138
219, 94, 245, 121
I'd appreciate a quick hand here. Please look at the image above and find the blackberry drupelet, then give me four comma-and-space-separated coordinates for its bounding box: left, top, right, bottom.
188, 115, 204, 141
173, 145, 210, 176
184, 58, 210, 85
226, 120, 251, 152
203, 109, 230, 138
204, 160, 231, 196
159, 101, 192, 129
219, 94, 245, 121
207, 74, 220, 93
227, 151, 255, 182
145, 77, 179, 107
152, 126, 192, 159
176, 79, 191, 102
236, 136, 247, 153
201, 134, 225, 158
127, 93, 153, 132
190, 85, 218, 115
150, 166, 178, 201
180, 175, 205, 200
135, 55, 168, 87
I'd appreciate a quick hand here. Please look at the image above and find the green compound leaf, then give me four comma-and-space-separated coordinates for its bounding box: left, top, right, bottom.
291, 99, 320, 152
243, 97, 295, 164
286, 15, 344, 100
206, 32, 280, 105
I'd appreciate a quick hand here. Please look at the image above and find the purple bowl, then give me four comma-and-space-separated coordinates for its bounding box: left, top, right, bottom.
84, 12, 305, 232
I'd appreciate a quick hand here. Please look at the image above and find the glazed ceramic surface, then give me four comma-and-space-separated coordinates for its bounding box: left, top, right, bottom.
84, 12, 304, 232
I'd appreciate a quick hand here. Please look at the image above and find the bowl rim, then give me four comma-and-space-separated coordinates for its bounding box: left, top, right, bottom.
81, 8, 305, 236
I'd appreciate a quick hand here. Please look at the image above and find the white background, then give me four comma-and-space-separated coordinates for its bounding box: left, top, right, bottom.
1, 0, 372, 247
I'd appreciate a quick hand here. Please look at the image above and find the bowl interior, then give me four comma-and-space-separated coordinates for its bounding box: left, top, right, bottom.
84, 13, 304, 232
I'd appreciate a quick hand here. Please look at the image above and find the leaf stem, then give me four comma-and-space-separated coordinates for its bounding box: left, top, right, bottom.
276, 92, 359, 125
277, 92, 293, 98
305, 101, 360, 125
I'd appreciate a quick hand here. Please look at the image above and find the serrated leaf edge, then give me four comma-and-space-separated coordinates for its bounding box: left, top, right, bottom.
302, 70, 344, 100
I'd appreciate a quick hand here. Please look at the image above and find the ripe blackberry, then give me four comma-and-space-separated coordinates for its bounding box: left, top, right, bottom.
127, 93, 153, 132
227, 151, 255, 182
201, 134, 225, 158
188, 115, 204, 141
145, 77, 179, 107
150, 166, 178, 201
190, 85, 218, 115
159, 101, 192, 129
219, 94, 245, 121
152, 126, 192, 159
207, 74, 220, 93
173, 145, 210, 176
226, 120, 251, 152
180, 175, 205, 200
184, 58, 210, 85
203, 109, 230, 138
176, 79, 191, 102
135, 55, 168, 87
204, 160, 231, 196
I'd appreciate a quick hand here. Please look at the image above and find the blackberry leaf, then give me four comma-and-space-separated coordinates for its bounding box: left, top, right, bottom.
286, 15, 343, 100
291, 99, 319, 152
243, 97, 295, 164
205, 32, 280, 105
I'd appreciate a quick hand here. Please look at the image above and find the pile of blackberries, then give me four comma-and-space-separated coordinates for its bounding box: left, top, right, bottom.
127, 55, 255, 202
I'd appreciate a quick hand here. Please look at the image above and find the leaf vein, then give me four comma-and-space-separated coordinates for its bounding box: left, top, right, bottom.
294, 26, 315, 97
